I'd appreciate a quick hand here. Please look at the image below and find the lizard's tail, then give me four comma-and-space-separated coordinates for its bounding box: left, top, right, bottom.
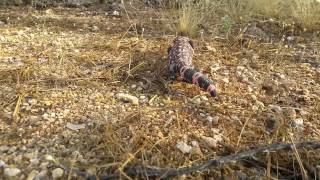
180, 66, 217, 97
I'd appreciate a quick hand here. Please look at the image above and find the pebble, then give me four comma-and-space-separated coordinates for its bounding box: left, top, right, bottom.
191, 97, 202, 105
4, 167, 21, 177
268, 105, 282, 113
131, 84, 137, 89
35, 170, 48, 179
27, 170, 39, 180
112, 10, 120, 16
200, 95, 208, 101
222, 78, 229, 83
0, 20, 5, 26
201, 136, 222, 148
292, 118, 304, 127
176, 141, 192, 154
205, 45, 217, 52
52, 168, 64, 179
116, 93, 139, 105
255, 101, 265, 108
91, 25, 99, 32
0, 145, 9, 152
207, 116, 219, 125
0, 160, 7, 168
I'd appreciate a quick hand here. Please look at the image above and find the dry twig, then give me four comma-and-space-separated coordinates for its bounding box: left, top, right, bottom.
59, 141, 320, 179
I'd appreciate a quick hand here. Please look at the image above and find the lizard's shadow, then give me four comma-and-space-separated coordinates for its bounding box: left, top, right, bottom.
124, 48, 171, 95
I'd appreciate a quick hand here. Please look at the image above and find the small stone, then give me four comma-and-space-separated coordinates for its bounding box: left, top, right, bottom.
131, 84, 137, 89
191, 141, 199, 147
66, 123, 85, 131
52, 168, 64, 179
35, 170, 48, 179
44, 154, 54, 161
205, 45, 217, 52
200, 95, 208, 101
207, 116, 219, 125
222, 78, 229, 83
112, 10, 120, 16
27, 170, 39, 180
0, 145, 9, 152
0, 160, 7, 168
201, 136, 222, 148
176, 141, 192, 154
116, 93, 139, 105
268, 105, 282, 113
0, 20, 5, 26
255, 101, 265, 108
235, 170, 248, 180
91, 25, 99, 32
192, 97, 201, 105
251, 95, 257, 101
292, 118, 303, 127
4, 168, 21, 177
252, 105, 259, 111
237, 66, 245, 71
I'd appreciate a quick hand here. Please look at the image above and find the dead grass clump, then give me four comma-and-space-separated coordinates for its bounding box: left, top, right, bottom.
158, 0, 217, 37
291, 0, 320, 30
222, 0, 253, 22
246, 0, 284, 18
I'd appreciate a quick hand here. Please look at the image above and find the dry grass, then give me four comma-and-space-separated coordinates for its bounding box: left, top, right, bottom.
291, 0, 320, 30
0, 2, 320, 179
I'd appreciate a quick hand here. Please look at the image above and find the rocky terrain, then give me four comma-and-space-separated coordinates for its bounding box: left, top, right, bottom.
0, 3, 320, 179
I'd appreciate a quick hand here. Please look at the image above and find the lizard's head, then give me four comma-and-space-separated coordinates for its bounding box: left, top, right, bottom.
168, 36, 194, 55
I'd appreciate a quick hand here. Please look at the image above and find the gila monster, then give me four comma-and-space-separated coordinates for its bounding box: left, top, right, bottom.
167, 36, 217, 97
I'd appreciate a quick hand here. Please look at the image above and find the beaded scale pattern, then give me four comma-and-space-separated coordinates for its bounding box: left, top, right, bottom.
167, 36, 217, 97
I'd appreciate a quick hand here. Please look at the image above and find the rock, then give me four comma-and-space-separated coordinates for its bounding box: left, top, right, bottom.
52, 168, 64, 179
200, 95, 208, 101
0, 145, 9, 152
4, 167, 21, 177
0, 20, 5, 26
201, 135, 222, 148
255, 101, 265, 108
66, 123, 85, 131
251, 95, 257, 101
91, 25, 99, 32
27, 170, 39, 180
191, 141, 199, 147
222, 77, 229, 83
0, 160, 7, 168
131, 84, 137, 89
207, 116, 219, 125
190, 141, 202, 155
292, 118, 303, 127
268, 105, 282, 113
34, 170, 48, 180
191, 97, 202, 105
116, 93, 139, 105
112, 10, 120, 16
176, 141, 192, 154
237, 66, 245, 71
205, 45, 217, 52
235, 170, 248, 180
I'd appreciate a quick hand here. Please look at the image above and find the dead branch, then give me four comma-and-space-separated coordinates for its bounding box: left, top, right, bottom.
60, 141, 320, 179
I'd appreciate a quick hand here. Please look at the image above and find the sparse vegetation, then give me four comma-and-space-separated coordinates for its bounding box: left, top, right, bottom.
0, 0, 320, 179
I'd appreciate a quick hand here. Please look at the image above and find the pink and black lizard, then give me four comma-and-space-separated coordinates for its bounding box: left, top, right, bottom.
167, 36, 217, 97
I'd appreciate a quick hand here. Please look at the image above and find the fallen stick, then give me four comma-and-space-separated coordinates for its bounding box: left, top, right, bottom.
60, 141, 320, 179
